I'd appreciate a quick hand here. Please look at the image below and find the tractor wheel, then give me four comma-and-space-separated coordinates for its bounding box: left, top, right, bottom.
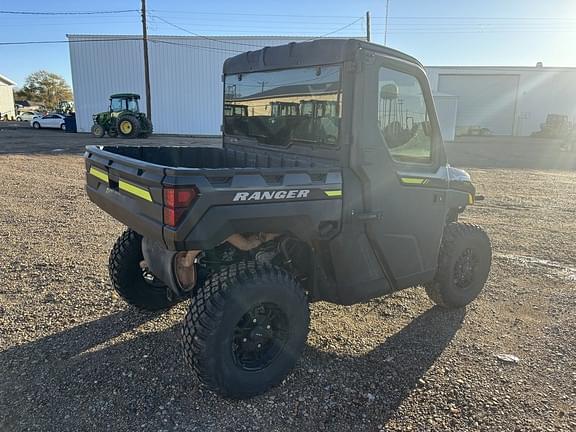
182, 261, 310, 399
91, 124, 105, 138
109, 229, 179, 311
117, 115, 140, 139
108, 128, 118, 138
425, 223, 492, 309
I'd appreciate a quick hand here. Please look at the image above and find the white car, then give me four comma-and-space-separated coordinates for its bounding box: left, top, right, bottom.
31, 114, 66, 130
16, 111, 41, 122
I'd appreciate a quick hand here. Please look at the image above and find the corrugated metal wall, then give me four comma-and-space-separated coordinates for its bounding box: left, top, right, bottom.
68, 35, 310, 135
0, 83, 16, 118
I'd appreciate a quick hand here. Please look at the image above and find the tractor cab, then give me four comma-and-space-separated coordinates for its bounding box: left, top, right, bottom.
110, 93, 141, 113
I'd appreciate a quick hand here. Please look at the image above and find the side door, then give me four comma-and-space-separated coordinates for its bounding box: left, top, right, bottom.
354, 53, 448, 289
43, 115, 57, 128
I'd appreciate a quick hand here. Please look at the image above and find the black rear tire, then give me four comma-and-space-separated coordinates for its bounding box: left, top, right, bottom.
425, 222, 492, 309
117, 115, 140, 139
109, 229, 178, 311
182, 261, 310, 399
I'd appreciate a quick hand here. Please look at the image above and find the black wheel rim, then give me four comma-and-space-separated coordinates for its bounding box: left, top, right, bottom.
232, 303, 289, 371
454, 248, 478, 291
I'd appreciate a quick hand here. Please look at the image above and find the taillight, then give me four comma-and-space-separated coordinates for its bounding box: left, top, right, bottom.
163, 186, 198, 228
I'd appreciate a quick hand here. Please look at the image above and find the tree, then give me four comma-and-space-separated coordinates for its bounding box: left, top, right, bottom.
18, 70, 73, 110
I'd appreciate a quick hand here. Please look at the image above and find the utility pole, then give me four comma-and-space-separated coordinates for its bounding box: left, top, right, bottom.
257, 81, 268, 93
365, 11, 371, 42
384, 0, 390, 46
141, 0, 152, 121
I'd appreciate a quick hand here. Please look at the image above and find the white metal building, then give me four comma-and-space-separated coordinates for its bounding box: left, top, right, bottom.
68, 35, 314, 135
68, 35, 576, 138
426, 66, 576, 136
0, 73, 16, 120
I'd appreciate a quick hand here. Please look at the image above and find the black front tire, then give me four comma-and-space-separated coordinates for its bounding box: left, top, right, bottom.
426, 222, 492, 309
109, 229, 178, 311
182, 261, 310, 399
33, 122, 41, 129
91, 124, 105, 138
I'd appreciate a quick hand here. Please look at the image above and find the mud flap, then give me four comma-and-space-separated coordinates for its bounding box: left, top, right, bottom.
141, 237, 182, 296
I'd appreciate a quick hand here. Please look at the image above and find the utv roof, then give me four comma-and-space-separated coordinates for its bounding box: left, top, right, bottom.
110, 93, 141, 99
223, 38, 423, 74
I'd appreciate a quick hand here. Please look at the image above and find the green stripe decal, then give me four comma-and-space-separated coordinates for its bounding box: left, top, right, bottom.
324, 190, 343, 197
119, 180, 153, 202
89, 166, 109, 183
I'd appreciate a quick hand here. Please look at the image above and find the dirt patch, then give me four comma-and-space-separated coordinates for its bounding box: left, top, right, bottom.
496, 253, 576, 282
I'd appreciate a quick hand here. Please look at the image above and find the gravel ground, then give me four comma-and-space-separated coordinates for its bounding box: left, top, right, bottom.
0, 127, 575, 431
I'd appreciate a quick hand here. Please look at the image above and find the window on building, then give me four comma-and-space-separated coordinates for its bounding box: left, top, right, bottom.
378, 67, 433, 164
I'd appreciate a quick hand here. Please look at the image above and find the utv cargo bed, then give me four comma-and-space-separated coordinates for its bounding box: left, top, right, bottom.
85, 145, 343, 250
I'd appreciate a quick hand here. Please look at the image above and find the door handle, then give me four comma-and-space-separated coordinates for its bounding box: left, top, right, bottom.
352, 210, 384, 221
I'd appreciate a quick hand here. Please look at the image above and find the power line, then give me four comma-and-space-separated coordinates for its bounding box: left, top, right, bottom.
312, 16, 363, 38
0, 38, 143, 46
150, 39, 245, 54
371, 15, 576, 21
149, 14, 364, 47
146, 19, 364, 28
0, 9, 138, 16
373, 29, 576, 34
149, 14, 266, 48
149, 10, 362, 18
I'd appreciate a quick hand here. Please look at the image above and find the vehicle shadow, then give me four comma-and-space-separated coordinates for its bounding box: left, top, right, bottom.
0, 305, 464, 431
300, 305, 466, 430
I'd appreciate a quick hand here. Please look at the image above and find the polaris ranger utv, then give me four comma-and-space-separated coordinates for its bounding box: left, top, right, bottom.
85, 39, 492, 399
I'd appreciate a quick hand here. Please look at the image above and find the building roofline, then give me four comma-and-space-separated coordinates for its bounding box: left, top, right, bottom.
66, 34, 319, 41
0, 73, 16, 86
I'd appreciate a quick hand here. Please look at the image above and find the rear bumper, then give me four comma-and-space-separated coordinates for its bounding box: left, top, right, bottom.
86, 184, 165, 245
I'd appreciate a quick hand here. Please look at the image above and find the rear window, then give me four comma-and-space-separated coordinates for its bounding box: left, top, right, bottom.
224, 65, 342, 147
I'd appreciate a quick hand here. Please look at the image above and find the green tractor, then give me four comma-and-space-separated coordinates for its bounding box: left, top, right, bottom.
91, 93, 153, 139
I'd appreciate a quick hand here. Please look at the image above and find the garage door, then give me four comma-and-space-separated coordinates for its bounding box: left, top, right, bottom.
438, 74, 519, 135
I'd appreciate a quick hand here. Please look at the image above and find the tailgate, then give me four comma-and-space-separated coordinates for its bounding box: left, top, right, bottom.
85, 146, 165, 243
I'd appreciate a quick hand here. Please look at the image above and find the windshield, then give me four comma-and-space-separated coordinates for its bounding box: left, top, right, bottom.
110, 98, 139, 112
224, 65, 341, 146
127, 99, 138, 112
